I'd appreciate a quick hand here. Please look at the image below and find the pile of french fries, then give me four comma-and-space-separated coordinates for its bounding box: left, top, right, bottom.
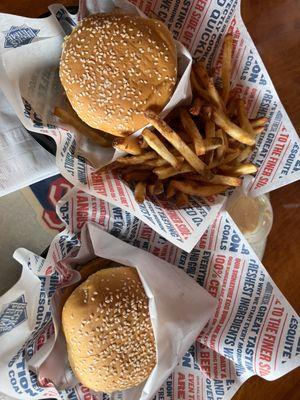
108, 34, 267, 206
55, 34, 268, 207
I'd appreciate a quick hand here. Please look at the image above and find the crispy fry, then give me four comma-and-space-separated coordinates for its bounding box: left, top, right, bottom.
219, 163, 257, 176
154, 162, 194, 180
236, 146, 253, 163
147, 183, 156, 195
253, 126, 265, 135
116, 151, 157, 165
222, 150, 241, 164
193, 62, 210, 89
175, 191, 189, 207
204, 120, 216, 166
113, 136, 142, 155
187, 173, 241, 187
166, 182, 176, 198
190, 70, 214, 104
147, 182, 164, 196
145, 158, 169, 167
171, 180, 228, 197
221, 34, 233, 104
226, 96, 238, 118
142, 128, 181, 169
202, 137, 222, 151
189, 97, 203, 116
213, 108, 255, 145
145, 111, 209, 174
204, 120, 215, 139
122, 170, 152, 182
54, 106, 112, 147
215, 129, 226, 160
207, 77, 225, 111
153, 182, 164, 195
134, 181, 147, 203
250, 117, 268, 128
209, 150, 241, 169
237, 99, 255, 137
201, 105, 213, 120
179, 108, 205, 155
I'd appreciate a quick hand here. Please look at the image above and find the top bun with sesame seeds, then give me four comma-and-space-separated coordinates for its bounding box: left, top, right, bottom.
59, 13, 177, 137
62, 266, 156, 392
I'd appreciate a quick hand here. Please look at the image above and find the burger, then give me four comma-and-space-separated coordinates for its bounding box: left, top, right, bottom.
62, 259, 156, 392
59, 13, 177, 137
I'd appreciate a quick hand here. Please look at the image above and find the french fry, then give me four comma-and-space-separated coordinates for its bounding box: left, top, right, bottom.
142, 128, 181, 169
135, 181, 147, 203
215, 128, 226, 160
221, 150, 241, 164
219, 163, 257, 176
253, 126, 265, 135
145, 111, 209, 174
170, 180, 228, 197
147, 183, 155, 195
54, 106, 112, 147
209, 149, 241, 169
193, 62, 210, 89
202, 137, 223, 151
187, 173, 242, 187
207, 77, 225, 111
201, 105, 213, 120
166, 182, 176, 199
236, 146, 253, 163
153, 182, 164, 195
122, 170, 152, 182
189, 97, 203, 116
226, 96, 238, 118
221, 34, 233, 104
147, 182, 164, 196
154, 162, 194, 180
222, 129, 229, 152
175, 191, 190, 207
213, 108, 255, 145
116, 151, 157, 165
190, 70, 214, 104
145, 158, 169, 167
237, 99, 255, 137
179, 108, 205, 155
113, 136, 142, 155
204, 120, 216, 166
250, 117, 268, 128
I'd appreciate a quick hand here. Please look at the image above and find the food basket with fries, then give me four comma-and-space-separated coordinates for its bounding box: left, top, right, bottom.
0, 0, 299, 254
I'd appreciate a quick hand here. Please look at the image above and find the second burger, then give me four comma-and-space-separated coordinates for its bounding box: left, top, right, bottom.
62, 260, 156, 392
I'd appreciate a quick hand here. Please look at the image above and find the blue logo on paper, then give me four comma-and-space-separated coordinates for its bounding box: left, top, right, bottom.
0, 295, 28, 336
3, 25, 40, 48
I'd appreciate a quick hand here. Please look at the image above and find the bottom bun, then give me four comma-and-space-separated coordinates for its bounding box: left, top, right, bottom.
62, 266, 156, 392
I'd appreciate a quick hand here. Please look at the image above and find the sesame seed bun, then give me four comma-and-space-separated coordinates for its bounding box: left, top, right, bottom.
62, 266, 156, 392
59, 13, 177, 137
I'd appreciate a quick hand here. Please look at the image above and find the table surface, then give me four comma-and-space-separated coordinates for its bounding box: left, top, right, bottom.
0, 0, 299, 398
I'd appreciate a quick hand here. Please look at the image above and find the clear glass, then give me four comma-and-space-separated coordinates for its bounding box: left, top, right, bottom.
227, 193, 273, 260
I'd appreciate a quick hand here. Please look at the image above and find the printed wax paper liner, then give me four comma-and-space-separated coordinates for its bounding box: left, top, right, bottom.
0, 218, 216, 400
0, 187, 299, 400
0, 0, 299, 252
